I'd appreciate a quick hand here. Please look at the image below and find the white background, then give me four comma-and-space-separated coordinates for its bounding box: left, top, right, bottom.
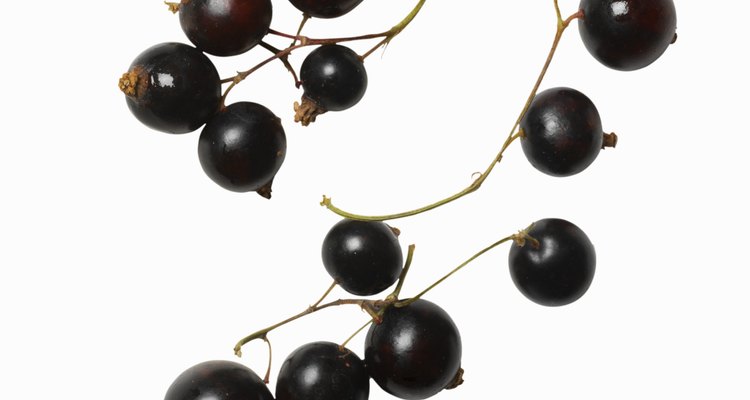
1, 1, 748, 399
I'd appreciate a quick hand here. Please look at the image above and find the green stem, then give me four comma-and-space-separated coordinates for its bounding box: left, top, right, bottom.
322, 3, 583, 222
395, 235, 515, 307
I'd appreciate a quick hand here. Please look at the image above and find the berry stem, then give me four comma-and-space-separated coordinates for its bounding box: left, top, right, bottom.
321, 3, 584, 222
340, 318, 375, 350
394, 234, 516, 308
312, 280, 338, 308
259, 41, 301, 87
386, 244, 416, 302
233, 297, 379, 357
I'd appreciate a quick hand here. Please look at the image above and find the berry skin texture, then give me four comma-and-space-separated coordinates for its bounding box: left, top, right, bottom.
179, 0, 273, 57
119, 42, 221, 134
165, 360, 273, 400
578, 0, 677, 71
198, 102, 286, 197
365, 299, 462, 400
295, 45, 367, 125
288, 0, 364, 19
508, 218, 596, 307
321, 219, 403, 296
275, 341, 369, 400
520, 87, 604, 177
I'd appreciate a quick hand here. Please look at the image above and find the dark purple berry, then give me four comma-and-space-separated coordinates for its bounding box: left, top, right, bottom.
321, 219, 402, 296
198, 102, 286, 197
164, 360, 273, 400
509, 218, 596, 307
179, 0, 273, 56
119, 42, 221, 134
295, 45, 367, 125
578, 0, 677, 71
365, 299, 463, 400
288, 0, 364, 18
520, 87, 610, 177
276, 341, 369, 400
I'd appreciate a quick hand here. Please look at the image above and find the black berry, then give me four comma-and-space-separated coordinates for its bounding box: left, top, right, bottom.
365, 299, 463, 400
198, 102, 287, 197
165, 360, 273, 400
321, 219, 403, 296
509, 218, 596, 307
288, 0, 364, 19
578, 0, 677, 71
295, 45, 367, 125
179, 0, 273, 57
275, 341, 369, 400
520, 87, 608, 177
119, 42, 221, 134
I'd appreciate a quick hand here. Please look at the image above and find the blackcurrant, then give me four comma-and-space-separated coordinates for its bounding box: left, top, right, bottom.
198, 102, 287, 197
276, 341, 369, 400
520, 87, 613, 177
508, 218, 596, 307
321, 219, 403, 296
119, 42, 221, 134
179, 0, 273, 57
365, 299, 462, 400
578, 0, 677, 71
165, 360, 273, 400
288, 0, 364, 19
295, 45, 368, 126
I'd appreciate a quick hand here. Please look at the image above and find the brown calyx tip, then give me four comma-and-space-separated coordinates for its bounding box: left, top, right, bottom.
256, 179, 274, 199
445, 367, 465, 390
293, 96, 327, 127
164, 1, 182, 13
602, 132, 618, 149
118, 66, 147, 98
387, 224, 401, 237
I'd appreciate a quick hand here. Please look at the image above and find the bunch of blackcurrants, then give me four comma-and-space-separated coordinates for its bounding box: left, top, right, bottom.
119, 0, 677, 399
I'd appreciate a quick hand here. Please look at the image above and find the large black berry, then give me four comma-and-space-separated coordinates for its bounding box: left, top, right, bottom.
578, 0, 677, 71
276, 341, 369, 400
295, 45, 367, 125
520, 87, 610, 177
365, 299, 462, 400
509, 218, 596, 307
179, 0, 273, 57
321, 219, 403, 296
288, 0, 364, 19
198, 102, 286, 197
165, 360, 273, 400
119, 42, 221, 134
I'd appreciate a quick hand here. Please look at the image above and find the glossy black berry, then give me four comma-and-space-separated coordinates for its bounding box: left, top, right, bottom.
198, 102, 286, 197
578, 0, 677, 71
165, 360, 274, 400
179, 0, 273, 56
509, 218, 596, 307
119, 42, 221, 134
321, 219, 403, 296
295, 45, 367, 125
365, 299, 462, 400
289, 0, 364, 18
276, 341, 369, 400
520, 87, 608, 177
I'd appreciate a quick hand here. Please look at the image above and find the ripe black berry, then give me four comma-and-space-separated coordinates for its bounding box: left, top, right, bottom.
276, 341, 369, 400
365, 299, 462, 400
520, 87, 610, 177
509, 218, 596, 307
288, 0, 364, 19
165, 360, 273, 400
119, 42, 221, 134
179, 0, 273, 56
295, 45, 368, 125
321, 219, 403, 296
198, 102, 287, 197
578, 0, 677, 71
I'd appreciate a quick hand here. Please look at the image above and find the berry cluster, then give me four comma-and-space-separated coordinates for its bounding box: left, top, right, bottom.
118, 0, 677, 399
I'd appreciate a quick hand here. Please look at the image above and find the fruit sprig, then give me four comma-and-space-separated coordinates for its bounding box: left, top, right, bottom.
322, 0, 677, 221
119, 0, 425, 196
